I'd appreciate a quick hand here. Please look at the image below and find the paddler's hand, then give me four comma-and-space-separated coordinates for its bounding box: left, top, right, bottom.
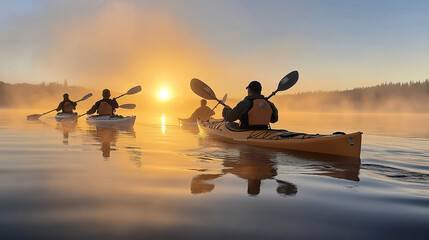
222, 106, 231, 119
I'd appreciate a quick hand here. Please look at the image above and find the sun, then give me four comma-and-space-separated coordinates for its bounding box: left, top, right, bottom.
158, 88, 171, 101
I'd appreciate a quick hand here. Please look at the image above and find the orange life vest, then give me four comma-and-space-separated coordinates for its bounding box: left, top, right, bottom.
247, 99, 273, 126
98, 101, 113, 115
63, 101, 74, 113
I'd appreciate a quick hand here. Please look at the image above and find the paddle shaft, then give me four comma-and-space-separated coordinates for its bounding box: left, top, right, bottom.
266, 90, 278, 100
212, 102, 221, 111
212, 99, 227, 110
41, 109, 57, 116
75, 113, 87, 120
115, 93, 127, 99
216, 98, 227, 107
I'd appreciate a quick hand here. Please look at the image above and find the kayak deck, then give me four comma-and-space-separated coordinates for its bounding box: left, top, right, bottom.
55, 112, 77, 121
198, 119, 362, 158
86, 115, 136, 128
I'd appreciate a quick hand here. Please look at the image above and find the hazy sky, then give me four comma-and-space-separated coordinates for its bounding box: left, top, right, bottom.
1, 0, 428, 97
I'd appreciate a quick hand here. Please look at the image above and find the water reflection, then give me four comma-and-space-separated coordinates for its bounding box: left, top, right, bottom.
277, 151, 361, 182
56, 121, 77, 145
190, 138, 361, 196
190, 144, 298, 196
178, 123, 199, 134
161, 115, 166, 134
88, 127, 135, 158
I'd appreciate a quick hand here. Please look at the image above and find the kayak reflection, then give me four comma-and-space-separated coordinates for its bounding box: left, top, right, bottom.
55, 121, 77, 145
190, 138, 360, 196
88, 127, 135, 158
191, 143, 297, 196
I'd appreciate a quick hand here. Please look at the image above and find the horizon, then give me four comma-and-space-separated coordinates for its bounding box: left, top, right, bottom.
2, 77, 428, 97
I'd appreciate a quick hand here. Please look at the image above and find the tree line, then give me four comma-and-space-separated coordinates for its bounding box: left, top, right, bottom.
0, 81, 93, 108
1, 80, 428, 112
276, 80, 429, 112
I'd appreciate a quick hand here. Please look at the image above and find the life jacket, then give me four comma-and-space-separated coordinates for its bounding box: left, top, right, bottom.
63, 101, 74, 113
247, 99, 273, 126
97, 100, 114, 116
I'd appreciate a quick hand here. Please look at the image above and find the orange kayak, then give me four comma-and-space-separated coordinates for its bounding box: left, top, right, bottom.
197, 119, 362, 158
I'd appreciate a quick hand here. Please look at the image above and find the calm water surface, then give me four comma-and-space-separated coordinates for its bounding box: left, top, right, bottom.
0, 110, 428, 239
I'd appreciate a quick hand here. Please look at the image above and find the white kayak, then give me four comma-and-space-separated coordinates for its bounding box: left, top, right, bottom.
86, 115, 136, 128
178, 118, 197, 127
55, 112, 77, 122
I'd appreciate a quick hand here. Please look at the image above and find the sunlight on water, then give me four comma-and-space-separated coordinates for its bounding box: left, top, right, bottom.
0, 109, 428, 239
161, 115, 166, 134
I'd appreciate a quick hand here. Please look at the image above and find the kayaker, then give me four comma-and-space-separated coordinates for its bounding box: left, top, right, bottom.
86, 89, 119, 116
187, 99, 215, 121
222, 81, 278, 129
56, 93, 77, 113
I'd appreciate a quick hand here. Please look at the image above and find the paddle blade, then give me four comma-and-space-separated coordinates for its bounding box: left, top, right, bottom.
221, 93, 227, 103
126, 86, 142, 95
80, 93, 93, 101
119, 104, 136, 109
27, 114, 41, 120
277, 70, 299, 91
190, 78, 218, 100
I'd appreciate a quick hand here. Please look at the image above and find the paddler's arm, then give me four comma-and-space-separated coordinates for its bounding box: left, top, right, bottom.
222, 100, 251, 122
56, 102, 63, 112
86, 101, 100, 114
72, 101, 77, 110
208, 107, 215, 116
111, 98, 119, 109
269, 102, 278, 123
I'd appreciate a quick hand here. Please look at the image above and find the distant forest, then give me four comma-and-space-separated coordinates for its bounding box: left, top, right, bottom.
1, 80, 429, 112
0, 81, 93, 108
276, 80, 429, 112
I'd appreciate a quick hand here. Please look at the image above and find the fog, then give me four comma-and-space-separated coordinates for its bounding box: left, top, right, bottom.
0, 1, 270, 97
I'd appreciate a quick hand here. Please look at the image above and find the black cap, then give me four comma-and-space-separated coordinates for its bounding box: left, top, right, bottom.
246, 81, 262, 92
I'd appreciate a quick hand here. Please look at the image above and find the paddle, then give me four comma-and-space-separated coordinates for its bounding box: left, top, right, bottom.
265, 70, 299, 99
190, 78, 228, 107
26, 93, 93, 120
62, 86, 141, 122
117, 104, 136, 109
212, 93, 227, 111
115, 86, 142, 99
